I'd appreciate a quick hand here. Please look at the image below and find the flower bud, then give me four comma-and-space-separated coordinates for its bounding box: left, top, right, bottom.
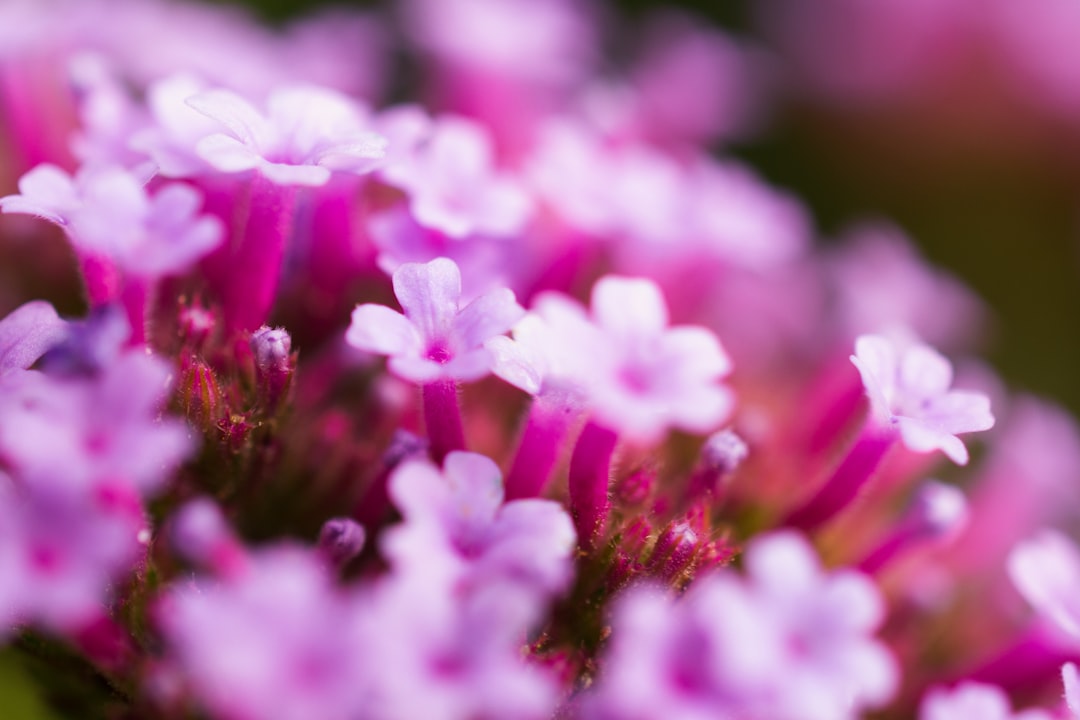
317, 517, 366, 568
250, 325, 294, 412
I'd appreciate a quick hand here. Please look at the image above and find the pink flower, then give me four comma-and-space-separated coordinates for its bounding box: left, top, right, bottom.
1008, 530, 1080, 639
851, 334, 995, 464
583, 531, 896, 720
161, 547, 370, 720
919, 682, 1053, 720
346, 257, 525, 384
185, 85, 387, 186
379, 115, 533, 238
382, 451, 576, 598
0, 484, 145, 633
0, 164, 223, 278
585, 276, 734, 443
0, 349, 193, 496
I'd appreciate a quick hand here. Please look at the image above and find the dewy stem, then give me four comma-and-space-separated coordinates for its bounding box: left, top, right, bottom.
783, 425, 896, 532
505, 393, 576, 501
422, 379, 466, 463
568, 420, 618, 551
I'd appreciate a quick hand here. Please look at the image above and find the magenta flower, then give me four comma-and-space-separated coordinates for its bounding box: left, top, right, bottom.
382, 451, 576, 598
347, 257, 525, 384
0, 300, 67, 374
184, 85, 387, 186
918, 682, 1053, 720
585, 276, 734, 443
851, 334, 995, 464
379, 115, 533, 238
0, 164, 223, 278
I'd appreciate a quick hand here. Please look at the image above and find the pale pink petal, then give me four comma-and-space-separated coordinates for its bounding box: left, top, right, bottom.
347, 304, 423, 356
196, 134, 262, 174
901, 343, 954, 399
1063, 662, 1080, 716
896, 415, 970, 465
591, 276, 668, 336
258, 160, 332, 187
1009, 531, 1080, 639
186, 89, 270, 147
485, 335, 544, 396
392, 258, 462, 340
454, 288, 525, 349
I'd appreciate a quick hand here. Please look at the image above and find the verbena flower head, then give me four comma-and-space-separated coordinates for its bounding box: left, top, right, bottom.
0, 164, 223, 278
184, 85, 388, 185
851, 333, 995, 464
346, 257, 525, 384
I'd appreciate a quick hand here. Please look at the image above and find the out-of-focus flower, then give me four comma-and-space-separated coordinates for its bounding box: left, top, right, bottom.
184, 86, 387, 186
379, 116, 533, 238
0, 164, 223, 278
582, 531, 896, 720
1008, 530, 1080, 639
918, 681, 1053, 720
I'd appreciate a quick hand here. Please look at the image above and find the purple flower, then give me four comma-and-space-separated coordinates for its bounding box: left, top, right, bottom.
0, 349, 193, 496
346, 257, 525, 384
851, 334, 995, 464
0, 164, 223, 278
379, 115, 533, 238
583, 531, 896, 720
918, 682, 1053, 720
161, 547, 369, 720
0, 300, 67, 374
185, 85, 387, 186
362, 572, 561, 720
0, 481, 145, 633
382, 451, 576, 598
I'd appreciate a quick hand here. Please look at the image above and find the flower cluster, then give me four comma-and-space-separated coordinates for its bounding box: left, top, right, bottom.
0, 0, 1075, 719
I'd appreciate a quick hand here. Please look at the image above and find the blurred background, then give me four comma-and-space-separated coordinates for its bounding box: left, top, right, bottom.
215, 0, 1080, 415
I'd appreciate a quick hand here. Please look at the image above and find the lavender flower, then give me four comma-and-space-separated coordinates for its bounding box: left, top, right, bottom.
347, 257, 525, 384
0, 163, 223, 278
851, 333, 995, 464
